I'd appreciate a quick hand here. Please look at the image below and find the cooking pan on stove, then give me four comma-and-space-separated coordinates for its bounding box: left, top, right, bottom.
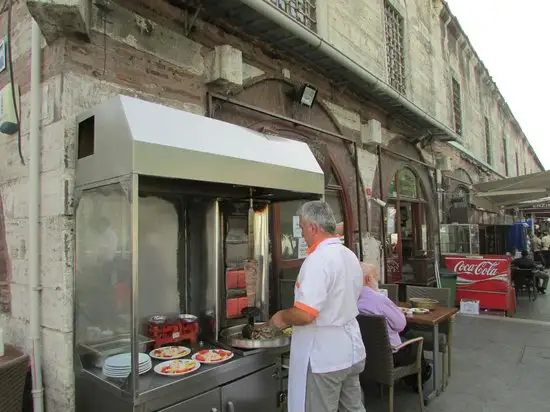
220, 306, 290, 349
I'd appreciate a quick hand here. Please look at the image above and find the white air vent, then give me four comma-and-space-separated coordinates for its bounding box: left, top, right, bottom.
360, 119, 382, 147
435, 153, 451, 171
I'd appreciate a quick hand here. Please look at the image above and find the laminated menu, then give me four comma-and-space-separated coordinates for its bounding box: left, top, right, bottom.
244, 259, 259, 307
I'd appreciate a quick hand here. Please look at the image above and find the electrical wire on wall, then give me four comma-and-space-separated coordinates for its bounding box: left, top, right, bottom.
5, 0, 24, 165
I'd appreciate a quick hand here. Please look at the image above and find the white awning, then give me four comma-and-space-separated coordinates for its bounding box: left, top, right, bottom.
75, 95, 325, 199
474, 170, 550, 208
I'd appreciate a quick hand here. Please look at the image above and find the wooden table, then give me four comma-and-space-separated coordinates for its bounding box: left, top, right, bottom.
398, 303, 459, 404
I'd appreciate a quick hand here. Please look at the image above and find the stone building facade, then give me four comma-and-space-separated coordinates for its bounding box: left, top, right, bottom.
0, 0, 544, 410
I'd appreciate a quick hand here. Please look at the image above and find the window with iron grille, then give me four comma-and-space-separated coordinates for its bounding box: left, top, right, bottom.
484, 117, 492, 165
502, 137, 509, 176
451, 78, 462, 136
384, 2, 406, 94
269, 0, 317, 31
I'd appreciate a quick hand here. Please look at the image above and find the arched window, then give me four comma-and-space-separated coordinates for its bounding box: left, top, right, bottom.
388, 167, 424, 200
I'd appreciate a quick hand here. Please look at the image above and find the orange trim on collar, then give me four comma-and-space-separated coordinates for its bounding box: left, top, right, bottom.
306, 236, 339, 255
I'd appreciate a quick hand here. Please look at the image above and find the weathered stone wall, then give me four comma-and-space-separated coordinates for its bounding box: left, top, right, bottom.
317, 0, 542, 175
0, 1, 74, 411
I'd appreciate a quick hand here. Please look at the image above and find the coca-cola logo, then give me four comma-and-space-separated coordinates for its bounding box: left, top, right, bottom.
453, 260, 500, 276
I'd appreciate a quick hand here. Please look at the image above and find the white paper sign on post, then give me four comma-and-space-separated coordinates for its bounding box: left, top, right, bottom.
292, 216, 302, 238
298, 238, 308, 259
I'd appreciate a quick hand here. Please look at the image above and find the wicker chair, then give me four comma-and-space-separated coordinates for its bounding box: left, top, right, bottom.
406, 286, 454, 389
379, 284, 399, 303
357, 314, 425, 412
0, 345, 30, 412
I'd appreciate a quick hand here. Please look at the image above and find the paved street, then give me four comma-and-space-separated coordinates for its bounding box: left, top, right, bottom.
362, 302, 550, 411
514, 290, 550, 323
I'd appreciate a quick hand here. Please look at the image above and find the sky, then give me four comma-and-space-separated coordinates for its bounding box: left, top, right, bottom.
445, 0, 550, 170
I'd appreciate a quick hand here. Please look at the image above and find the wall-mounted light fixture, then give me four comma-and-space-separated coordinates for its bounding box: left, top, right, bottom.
370, 197, 387, 208
290, 84, 318, 108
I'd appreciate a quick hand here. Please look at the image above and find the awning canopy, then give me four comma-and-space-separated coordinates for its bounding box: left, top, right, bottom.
75, 95, 325, 200
474, 170, 550, 208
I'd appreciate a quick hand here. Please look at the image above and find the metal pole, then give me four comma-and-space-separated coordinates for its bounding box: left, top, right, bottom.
354, 142, 364, 260
209, 92, 356, 143
434, 169, 443, 288
377, 146, 387, 283
130, 174, 140, 399
29, 18, 45, 412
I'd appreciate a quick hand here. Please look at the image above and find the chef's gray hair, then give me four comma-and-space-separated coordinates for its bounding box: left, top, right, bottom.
298, 200, 337, 234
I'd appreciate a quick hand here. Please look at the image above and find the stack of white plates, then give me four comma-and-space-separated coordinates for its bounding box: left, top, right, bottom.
102, 353, 152, 378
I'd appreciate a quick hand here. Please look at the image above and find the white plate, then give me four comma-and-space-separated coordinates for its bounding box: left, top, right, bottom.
104, 361, 151, 370
104, 362, 152, 373
149, 346, 191, 360
104, 353, 150, 368
154, 359, 201, 377
191, 350, 234, 365
410, 308, 430, 314
103, 363, 152, 378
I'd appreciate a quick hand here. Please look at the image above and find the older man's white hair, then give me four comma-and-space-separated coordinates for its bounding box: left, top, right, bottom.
360, 262, 379, 283
298, 200, 337, 234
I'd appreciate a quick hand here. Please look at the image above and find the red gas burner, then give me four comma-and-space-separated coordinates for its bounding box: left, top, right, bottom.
147, 314, 199, 349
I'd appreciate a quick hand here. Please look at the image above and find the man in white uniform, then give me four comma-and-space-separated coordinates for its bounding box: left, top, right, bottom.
270, 201, 366, 412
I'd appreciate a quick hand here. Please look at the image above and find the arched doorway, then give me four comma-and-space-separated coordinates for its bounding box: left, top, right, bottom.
209, 77, 361, 312
275, 155, 353, 310
385, 167, 431, 283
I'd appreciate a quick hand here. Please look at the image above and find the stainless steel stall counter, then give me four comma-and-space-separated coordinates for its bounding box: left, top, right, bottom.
73, 95, 322, 412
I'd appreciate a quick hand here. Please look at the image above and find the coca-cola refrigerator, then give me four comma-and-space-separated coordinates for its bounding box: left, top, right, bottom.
444, 255, 516, 314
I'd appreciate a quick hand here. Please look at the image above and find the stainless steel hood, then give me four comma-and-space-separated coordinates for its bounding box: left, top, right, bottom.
75, 95, 325, 197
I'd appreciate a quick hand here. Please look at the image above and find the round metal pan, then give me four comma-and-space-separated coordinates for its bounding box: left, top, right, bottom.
219, 323, 290, 349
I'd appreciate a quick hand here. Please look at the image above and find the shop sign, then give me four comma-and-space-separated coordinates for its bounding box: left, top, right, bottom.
385, 255, 401, 283
292, 216, 301, 238
519, 202, 550, 210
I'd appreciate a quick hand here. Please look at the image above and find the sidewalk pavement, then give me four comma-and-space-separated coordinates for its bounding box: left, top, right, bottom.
362, 303, 550, 411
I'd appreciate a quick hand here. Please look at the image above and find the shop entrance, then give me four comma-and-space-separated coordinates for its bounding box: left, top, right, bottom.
385, 167, 431, 283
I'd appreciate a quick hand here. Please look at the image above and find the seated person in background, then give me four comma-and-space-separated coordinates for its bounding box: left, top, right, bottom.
512, 250, 549, 294
335, 221, 344, 236
512, 249, 535, 270
357, 263, 431, 386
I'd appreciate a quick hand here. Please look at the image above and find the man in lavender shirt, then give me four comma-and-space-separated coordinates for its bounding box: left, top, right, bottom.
357, 263, 431, 386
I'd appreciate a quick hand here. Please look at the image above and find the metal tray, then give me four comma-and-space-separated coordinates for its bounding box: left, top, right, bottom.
79, 334, 154, 368
219, 323, 290, 349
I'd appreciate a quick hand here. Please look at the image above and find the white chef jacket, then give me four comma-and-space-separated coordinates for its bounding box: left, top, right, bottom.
293, 237, 366, 373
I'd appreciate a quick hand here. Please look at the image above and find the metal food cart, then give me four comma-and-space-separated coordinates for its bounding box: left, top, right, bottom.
73, 95, 324, 412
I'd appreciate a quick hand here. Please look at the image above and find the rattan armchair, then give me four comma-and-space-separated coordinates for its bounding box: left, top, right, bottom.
357, 314, 425, 412
406, 286, 455, 389
0, 345, 30, 412
379, 284, 399, 303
